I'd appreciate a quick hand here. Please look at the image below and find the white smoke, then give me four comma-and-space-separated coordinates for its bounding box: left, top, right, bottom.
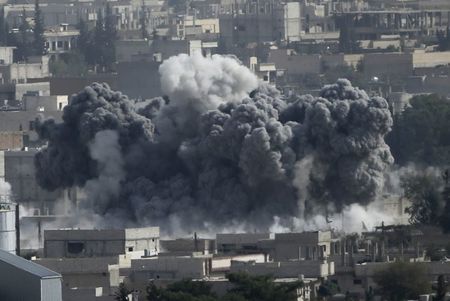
270, 201, 396, 234
84, 130, 125, 213
159, 53, 259, 108
0, 179, 11, 197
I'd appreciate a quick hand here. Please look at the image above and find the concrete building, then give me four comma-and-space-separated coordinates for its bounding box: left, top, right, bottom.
0, 149, 64, 209
23, 95, 68, 112
273, 231, 332, 262
216, 233, 273, 254
211, 253, 266, 272
184, 16, 220, 34
0, 249, 62, 301
44, 24, 80, 59
44, 227, 160, 258
249, 56, 277, 84
35, 256, 118, 296
412, 50, 450, 68
230, 259, 335, 278
362, 52, 413, 78
0, 110, 61, 134
160, 237, 216, 255
284, 1, 301, 42
0, 132, 23, 150
219, 0, 285, 50
268, 49, 322, 76
0, 47, 16, 65
116, 39, 152, 62
0, 56, 50, 85
128, 256, 210, 281
354, 261, 450, 291
335, 10, 450, 40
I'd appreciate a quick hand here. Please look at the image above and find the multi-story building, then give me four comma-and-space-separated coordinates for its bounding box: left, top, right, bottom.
44, 24, 80, 59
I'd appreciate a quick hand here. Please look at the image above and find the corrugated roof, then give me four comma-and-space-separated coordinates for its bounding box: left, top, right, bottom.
0, 249, 61, 279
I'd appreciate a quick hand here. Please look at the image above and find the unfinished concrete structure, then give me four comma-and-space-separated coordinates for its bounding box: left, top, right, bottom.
335, 9, 450, 40
44, 227, 160, 258
230, 259, 335, 278
219, 0, 285, 50
161, 237, 216, 255
216, 233, 273, 254
273, 231, 332, 262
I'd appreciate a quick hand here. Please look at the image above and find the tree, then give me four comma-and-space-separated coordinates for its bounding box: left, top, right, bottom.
437, 27, 450, 51
76, 18, 94, 66
33, 0, 46, 55
147, 279, 218, 301
373, 262, 431, 301
440, 182, 450, 233
337, 15, 360, 54
145, 273, 303, 301
386, 94, 450, 166
115, 282, 131, 301
0, 7, 8, 46
91, 5, 117, 72
140, 0, 149, 40
49, 51, 88, 77
402, 172, 444, 226
103, 3, 117, 71
93, 9, 105, 70
16, 8, 31, 61
435, 275, 448, 301
225, 272, 303, 301
317, 279, 339, 300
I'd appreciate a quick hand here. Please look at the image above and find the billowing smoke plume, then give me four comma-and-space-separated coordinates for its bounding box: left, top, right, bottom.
34, 54, 393, 233
0, 179, 11, 197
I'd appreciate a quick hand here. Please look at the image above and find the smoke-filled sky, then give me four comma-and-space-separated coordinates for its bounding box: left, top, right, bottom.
34, 53, 394, 233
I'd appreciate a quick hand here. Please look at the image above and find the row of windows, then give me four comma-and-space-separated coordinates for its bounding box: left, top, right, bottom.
45, 40, 71, 51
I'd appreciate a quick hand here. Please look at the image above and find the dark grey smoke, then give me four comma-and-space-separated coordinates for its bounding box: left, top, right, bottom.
35, 55, 393, 232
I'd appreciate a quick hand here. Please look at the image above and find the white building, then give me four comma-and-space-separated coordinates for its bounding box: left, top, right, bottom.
44, 24, 80, 58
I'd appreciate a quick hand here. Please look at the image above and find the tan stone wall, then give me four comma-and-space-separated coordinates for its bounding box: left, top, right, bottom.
0, 132, 23, 150
413, 51, 450, 68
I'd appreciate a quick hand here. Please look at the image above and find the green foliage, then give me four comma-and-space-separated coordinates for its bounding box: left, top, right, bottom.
402, 172, 444, 225
49, 51, 88, 77
115, 282, 131, 301
337, 16, 361, 54
0, 7, 8, 46
225, 272, 302, 301
146, 280, 217, 301
168, 0, 187, 13
145, 273, 303, 301
386, 94, 450, 166
425, 244, 447, 261
140, 1, 149, 39
435, 275, 448, 301
16, 8, 31, 61
75, 6, 117, 72
373, 262, 431, 301
385, 45, 399, 52
437, 27, 450, 51
33, 0, 46, 56
401, 168, 450, 233
317, 279, 340, 299
441, 185, 450, 233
